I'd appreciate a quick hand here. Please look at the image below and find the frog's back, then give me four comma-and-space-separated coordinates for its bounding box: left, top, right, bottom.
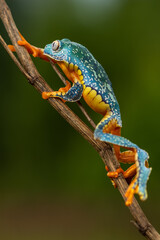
74, 45, 120, 119
55, 39, 121, 121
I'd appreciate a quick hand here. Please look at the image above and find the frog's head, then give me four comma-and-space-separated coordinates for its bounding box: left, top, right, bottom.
43, 39, 98, 82
43, 38, 93, 68
44, 39, 71, 62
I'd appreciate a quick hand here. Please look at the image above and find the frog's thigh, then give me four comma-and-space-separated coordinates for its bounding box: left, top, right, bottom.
102, 118, 121, 160
99, 116, 137, 164
110, 127, 136, 164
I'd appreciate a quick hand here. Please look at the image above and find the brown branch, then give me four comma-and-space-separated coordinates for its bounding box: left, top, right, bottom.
0, 0, 159, 239
0, 35, 31, 80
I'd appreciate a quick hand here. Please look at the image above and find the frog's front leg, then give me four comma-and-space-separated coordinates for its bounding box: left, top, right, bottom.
42, 80, 83, 102
94, 114, 152, 206
8, 33, 49, 61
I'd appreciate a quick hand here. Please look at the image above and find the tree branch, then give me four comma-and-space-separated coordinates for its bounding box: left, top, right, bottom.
0, 0, 159, 239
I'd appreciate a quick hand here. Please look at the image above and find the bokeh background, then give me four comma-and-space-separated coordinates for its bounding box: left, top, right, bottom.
0, 0, 160, 239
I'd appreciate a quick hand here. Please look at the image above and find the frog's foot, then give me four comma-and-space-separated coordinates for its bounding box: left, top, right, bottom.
8, 33, 39, 56
42, 90, 67, 102
17, 33, 39, 57
42, 80, 71, 101
8, 45, 16, 52
105, 164, 136, 189
42, 80, 83, 103
125, 179, 139, 206
125, 148, 152, 206
106, 149, 152, 207
106, 164, 136, 180
105, 166, 117, 188
8, 32, 49, 61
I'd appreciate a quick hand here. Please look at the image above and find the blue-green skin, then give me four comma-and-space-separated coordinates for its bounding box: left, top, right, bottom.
44, 39, 151, 201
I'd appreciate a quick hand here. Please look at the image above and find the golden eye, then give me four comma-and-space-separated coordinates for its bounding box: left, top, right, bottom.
52, 40, 60, 51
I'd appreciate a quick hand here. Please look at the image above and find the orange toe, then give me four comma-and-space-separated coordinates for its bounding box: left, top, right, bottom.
107, 171, 119, 178
42, 92, 49, 99
107, 167, 124, 178
105, 166, 109, 172
8, 45, 15, 52
125, 180, 138, 206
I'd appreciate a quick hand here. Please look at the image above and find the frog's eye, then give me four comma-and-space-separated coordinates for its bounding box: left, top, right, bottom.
52, 40, 60, 51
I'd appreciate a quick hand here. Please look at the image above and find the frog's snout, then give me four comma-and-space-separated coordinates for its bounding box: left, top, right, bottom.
44, 44, 52, 55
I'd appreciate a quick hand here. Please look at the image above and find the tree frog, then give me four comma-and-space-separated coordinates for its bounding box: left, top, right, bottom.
9, 34, 152, 206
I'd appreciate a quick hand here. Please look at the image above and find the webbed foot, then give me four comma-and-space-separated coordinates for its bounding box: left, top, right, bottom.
8, 32, 49, 61
42, 80, 71, 101
106, 165, 138, 206
105, 148, 151, 206
125, 148, 152, 206
125, 179, 139, 206
106, 164, 136, 182
17, 33, 40, 57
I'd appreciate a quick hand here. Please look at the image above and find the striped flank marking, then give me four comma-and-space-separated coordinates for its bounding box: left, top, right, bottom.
83, 87, 110, 115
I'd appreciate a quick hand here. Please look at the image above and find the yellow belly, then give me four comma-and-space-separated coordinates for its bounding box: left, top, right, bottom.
82, 86, 110, 115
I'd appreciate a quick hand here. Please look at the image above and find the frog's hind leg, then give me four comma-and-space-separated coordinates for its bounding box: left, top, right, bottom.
97, 115, 137, 180
94, 114, 151, 206
110, 127, 137, 180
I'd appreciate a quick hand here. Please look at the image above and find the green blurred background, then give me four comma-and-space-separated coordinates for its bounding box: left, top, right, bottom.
0, 0, 160, 239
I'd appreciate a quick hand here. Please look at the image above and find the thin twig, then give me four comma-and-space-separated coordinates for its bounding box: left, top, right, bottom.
49, 60, 96, 128
0, 0, 159, 239
0, 35, 31, 81
76, 101, 96, 128
49, 60, 66, 85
